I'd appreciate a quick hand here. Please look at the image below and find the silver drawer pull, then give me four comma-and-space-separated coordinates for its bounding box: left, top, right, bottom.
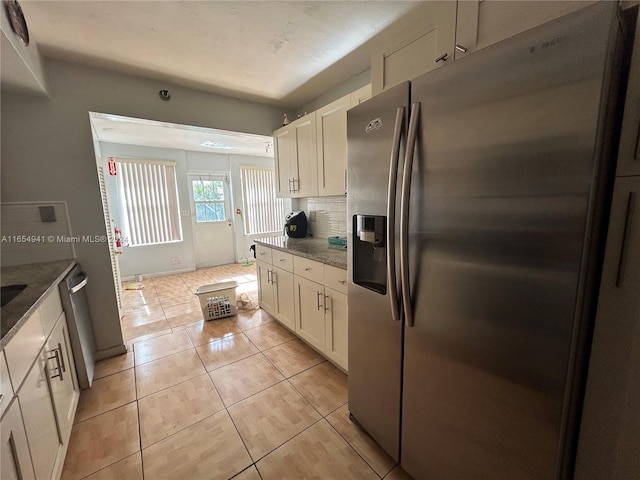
278, 258, 286, 262
48, 350, 63, 381
304, 267, 311, 271
435, 52, 448, 63
337, 280, 346, 285
455, 44, 468, 53
57, 343, 66, 372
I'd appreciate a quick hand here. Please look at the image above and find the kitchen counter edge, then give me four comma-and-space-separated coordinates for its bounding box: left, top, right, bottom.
254, 237, 347, 270
1, 259, 76, 350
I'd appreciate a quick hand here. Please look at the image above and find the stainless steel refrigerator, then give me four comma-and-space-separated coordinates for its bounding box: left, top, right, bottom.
347, 3, 633, 479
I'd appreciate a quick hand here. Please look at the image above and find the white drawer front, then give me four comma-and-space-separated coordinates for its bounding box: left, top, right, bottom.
255, 244, 273, 264
4, 310, 45, 392
324, 265, 348, 294
294, 256, 324, 284
39, 289, 63, 338
272, 249, 294, 272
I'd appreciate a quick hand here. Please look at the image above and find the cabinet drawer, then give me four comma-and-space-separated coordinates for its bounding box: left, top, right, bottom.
294, 256, 324, 284
324, 265, 348, 294
272, 250, 294, 272
0, 353, 12, 417
255, 244, 273, 264
4, 310, 45, 392
39, 289, 63, 338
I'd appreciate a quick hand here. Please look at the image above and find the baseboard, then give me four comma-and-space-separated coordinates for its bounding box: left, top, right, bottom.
95, 343, 128, 361
121, 267, 196, 281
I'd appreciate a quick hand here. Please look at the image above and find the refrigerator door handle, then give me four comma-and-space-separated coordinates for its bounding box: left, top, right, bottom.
387, 106, 406, 322
400, 102, 421, 328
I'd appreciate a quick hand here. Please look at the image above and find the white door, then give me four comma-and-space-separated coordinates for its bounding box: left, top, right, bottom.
188, 174, 235, 267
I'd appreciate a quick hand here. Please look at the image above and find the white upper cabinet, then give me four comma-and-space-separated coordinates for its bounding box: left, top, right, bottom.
316, 94, 351, 196
292, 113, 318, 198
454, 1, 595, 60
371, 1, 457, 95
371, 0, 596, 93
349, 84, 372, 108
274, 113, 318, 198
273, 126, 295, 198
274, 84, 372, 198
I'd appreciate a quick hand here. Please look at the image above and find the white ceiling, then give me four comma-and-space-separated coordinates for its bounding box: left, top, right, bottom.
18, 1, 419, 156
20, 0, 418, 108
90, 112, 275, 157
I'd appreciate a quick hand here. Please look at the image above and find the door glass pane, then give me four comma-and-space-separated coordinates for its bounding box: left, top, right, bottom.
193, 181, 205, 201
195, 203, 207, 222
192, 178, 228, 223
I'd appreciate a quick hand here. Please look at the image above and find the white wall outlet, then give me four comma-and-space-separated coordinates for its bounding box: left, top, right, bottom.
309, 210, 316, 221
180, 210, 190, 217
170, 257, 180, 265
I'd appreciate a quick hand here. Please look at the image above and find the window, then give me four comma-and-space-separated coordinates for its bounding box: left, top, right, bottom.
116, 158, 182, 246
240, 166, 287, 234
192, 179, 227, 222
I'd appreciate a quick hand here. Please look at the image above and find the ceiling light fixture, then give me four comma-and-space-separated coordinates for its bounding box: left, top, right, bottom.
200, 140, 233, 150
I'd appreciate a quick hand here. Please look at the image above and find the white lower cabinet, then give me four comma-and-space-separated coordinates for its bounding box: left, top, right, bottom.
1, 288, 80, 480
257, 260, 275, 313
294, 276, 326, 351
257, 245, 349, 371
1, 397, 35, 480
272, 267, 295, 331
46, 313, 80, 443
19, 347, 62, 480
324, 288, 348, 371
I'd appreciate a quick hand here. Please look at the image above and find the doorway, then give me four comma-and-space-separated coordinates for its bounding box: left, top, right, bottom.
188, 173, 236, 267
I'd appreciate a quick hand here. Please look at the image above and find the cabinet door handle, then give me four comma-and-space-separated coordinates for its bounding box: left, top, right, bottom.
271, 270, 277, 285
324, 294, 330, 313
278, 258, 286, 262
434, 53, 448, 63
304, 267, 311, 271
616, 191, 636, 287
338, 280, 346, 285
317, 291, 323, 311
267, 269, 272, 284
455, 44, 468, 53
48, 349, 63, 381
293, 178, 299, 193
57, 343, 66, 373
344, 169, 347, 193
288, 178, 293, 193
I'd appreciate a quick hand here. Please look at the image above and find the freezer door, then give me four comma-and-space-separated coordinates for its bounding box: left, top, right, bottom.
347, 82, 409, 461
401, 3, 621, 479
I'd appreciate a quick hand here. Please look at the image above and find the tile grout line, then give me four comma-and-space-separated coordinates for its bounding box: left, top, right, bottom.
323, 406, 387, 480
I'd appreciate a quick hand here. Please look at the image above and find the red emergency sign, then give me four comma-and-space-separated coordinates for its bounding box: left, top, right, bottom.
107, 157, 117, 176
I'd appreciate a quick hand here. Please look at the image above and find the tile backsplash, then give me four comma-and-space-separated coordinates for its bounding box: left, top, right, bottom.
293, 196, 347, 238
1, 202, 75, 266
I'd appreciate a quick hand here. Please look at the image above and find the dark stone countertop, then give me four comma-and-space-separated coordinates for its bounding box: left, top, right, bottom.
254, 236, 347, 270
1, 259, 76, 349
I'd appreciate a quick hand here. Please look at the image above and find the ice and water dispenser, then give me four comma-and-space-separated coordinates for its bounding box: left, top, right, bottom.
352, 215, 387, 295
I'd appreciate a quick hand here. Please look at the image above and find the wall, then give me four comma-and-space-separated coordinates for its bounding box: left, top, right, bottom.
1, 58, 282, 358
0, 202, 75, 265
293, 196, 347, 239
98, 142, 281, 278
298, 69, 370, 114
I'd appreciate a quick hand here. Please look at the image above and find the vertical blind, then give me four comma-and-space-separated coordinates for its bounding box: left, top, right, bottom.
116, 159, 182, 246
240, 166, 287, 234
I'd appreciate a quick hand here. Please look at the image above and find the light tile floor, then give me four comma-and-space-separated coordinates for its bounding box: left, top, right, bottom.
61, 263, 412, 480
